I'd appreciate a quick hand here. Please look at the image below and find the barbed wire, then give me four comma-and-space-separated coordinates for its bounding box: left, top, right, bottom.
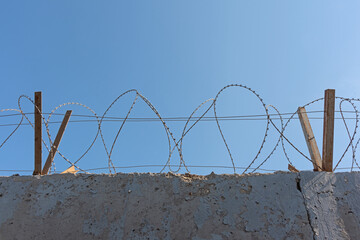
1, 115, 359, 127
1, 84, 360, 175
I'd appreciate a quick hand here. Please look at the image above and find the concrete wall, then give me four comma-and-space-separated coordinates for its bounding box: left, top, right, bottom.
0, 171, 359, 240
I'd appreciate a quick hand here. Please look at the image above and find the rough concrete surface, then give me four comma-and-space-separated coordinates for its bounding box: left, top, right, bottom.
0, 171, 359, 240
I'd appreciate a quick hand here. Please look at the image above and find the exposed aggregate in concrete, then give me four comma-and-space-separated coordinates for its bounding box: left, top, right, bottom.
0, 171, 359, 239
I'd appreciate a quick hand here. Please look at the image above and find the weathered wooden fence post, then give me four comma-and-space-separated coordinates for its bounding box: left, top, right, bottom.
298, 107, 322, 171
42, 110, 72, 175
322, 89, 335, 172
33, 91, 42, 175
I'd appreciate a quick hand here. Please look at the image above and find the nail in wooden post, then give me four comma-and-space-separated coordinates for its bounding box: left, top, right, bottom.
322, 89, 335, 172
298, 107, 322, 171
33, 91, 42, 175
42, 110, 72, 175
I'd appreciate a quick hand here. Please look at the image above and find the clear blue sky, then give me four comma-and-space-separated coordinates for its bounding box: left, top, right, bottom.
1, 1, 360, 176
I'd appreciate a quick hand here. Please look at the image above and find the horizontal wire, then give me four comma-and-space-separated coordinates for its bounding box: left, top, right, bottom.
0, 110, 358, 120
0, 117, 359, 127
83, 165, 277, 172
46, 111, 326, 119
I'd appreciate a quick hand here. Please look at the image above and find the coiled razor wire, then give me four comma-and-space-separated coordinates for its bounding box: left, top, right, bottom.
0, 84, 359, 174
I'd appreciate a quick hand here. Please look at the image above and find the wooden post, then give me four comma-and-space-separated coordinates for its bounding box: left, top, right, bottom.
33, 91, 42, 175
298, 107, 322, 171
322, 89, 335, 172
42, 110, 72, 175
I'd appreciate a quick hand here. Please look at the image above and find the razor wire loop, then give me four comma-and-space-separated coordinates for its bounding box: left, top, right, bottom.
46, 101, 100, 173
1, 86, 359, 175
265, 98, 325, 171
213, 84, 270, 174
267, 111, 323, 170
249, 104, 293, 173
98, 90, 185, 174
340, 98, 360, 171
338, 97, 360, 172
136, 92, 187, 173
97, 90, 138, 174
272, 105, 293, 167
333, 97, 359, 171
161, 98, 215, 173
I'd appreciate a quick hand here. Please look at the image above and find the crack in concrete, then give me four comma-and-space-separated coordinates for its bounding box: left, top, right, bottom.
296, 173, 316, 240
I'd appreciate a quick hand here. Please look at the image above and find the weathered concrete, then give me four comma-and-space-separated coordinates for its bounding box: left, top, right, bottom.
0, 171, 359, 240
299, 172, 360, 240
